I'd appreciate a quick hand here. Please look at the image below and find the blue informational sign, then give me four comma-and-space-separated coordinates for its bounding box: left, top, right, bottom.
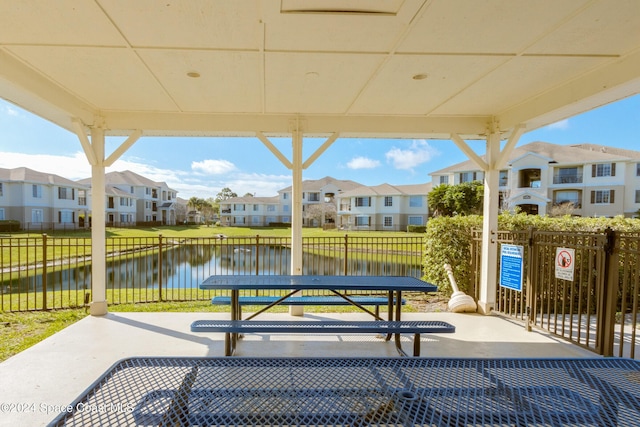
499, 244, 524, 291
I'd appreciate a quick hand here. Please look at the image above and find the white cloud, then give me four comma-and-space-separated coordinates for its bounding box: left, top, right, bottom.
385, 140, 439, 170
547, 119, 570, 130
2, 104, 20, 117
191, 159, 237, 175
347, 156, 381, 169
0, 151, 92, 179
0, 151, 291, 200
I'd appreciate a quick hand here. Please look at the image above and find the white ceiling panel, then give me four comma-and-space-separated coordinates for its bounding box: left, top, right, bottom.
350, 54, 509, 115
435, 56, 610, 116
139, 50, 263, 113
0, 0, 638, 137
265, 52, 385, 114
6, 46, 176, 111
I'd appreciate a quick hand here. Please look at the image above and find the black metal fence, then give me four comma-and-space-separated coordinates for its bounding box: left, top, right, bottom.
471, 229, 640, 357
0, 234, 424, 312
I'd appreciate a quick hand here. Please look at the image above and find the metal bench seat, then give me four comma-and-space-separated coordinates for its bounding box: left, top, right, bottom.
191, 319, 455, 357
211, 295, 405, 317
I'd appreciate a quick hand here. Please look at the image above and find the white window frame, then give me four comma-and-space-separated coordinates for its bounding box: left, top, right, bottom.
409, 196, 422, 207
32, 184, 42, 199
384, 196, 393, 207
594, 190, 611, 204
59, 210, 73, 223
408, 216, 423, 225
355, 216, 370, 227
32, 209, 43, 223
635, 189, 640, 204
355, 197, 371, 207
383, 216, 393, 227
595, 163, 612, 177
252, 216, 260, 224
439, 175, 449, 185
267, 205, 276, 212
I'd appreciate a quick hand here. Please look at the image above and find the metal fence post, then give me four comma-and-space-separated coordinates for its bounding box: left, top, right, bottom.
525, 228, 535, 332
255, 235, 260, 276
343, 234, 349, 275
600, 228, 618, 357
42, 233, 47, 310
158, 234, 163, 301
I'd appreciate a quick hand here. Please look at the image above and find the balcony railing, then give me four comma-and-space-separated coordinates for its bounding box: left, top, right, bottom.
553, 174, 583, 184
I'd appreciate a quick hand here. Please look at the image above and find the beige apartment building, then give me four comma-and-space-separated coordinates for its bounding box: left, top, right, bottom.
430, 142, 640, 217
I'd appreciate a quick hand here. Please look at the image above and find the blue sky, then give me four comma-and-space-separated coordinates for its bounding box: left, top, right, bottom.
0, 94, 639, 200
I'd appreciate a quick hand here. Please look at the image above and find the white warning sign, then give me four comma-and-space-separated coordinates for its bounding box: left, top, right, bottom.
555, 247, 575, 281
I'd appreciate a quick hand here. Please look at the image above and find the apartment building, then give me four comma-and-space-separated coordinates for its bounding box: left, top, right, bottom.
0, 167, 89, 230
79, 170, 178, 225
219, 195, 280, 227
337, 183, 431, 231
430, 141, 640, 217
220, 177, 362, 227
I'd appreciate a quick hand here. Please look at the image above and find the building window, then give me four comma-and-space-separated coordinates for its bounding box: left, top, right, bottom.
554, 190, 581, 208
593, 163, 615, 177
635, 190, 640, 204
637, 163, 640, 177
283, 193, 289, 200
355, 197, 371, 207
283, 205, 289, 212
308, 192, 320, 202
253, 204, 259, 211
234, 204, 245, 211
0, 182, 3, 197
384, 196, 393, 207
0, 208, 4, 220
31, 209, 43, 223
408, 216, 423, 225
459, 172, 476, 183
439, 176, 449, 185
252, 216, 260, 224
383, 216, 393, 227
267, 205, 276, 212
591, 190, 615, 204
554, 167, 582, 184
266, 216, 276, 224
32, 185, 42, 198
409, 196, 422, 207
499, 170, 508, 187
355, 216, 370, 226
234, 216, 245, 224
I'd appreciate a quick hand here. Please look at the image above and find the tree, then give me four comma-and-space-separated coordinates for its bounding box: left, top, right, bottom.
428, 181, 484, 217
215, 187, 238, 202
304, 203, 336, 226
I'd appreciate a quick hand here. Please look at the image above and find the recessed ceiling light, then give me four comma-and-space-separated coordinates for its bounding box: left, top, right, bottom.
187, 72, 200, 78
412, 73, 428, 80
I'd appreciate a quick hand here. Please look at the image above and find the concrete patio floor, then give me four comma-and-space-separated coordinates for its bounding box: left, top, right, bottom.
0, 311, 599, 427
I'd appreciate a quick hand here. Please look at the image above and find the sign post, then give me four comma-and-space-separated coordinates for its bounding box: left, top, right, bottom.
499, 244, 524, 291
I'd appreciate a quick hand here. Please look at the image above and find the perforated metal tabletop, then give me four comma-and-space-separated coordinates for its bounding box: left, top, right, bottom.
48, 357, 640, 426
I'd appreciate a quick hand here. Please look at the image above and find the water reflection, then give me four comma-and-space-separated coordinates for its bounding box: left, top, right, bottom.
2, 244, 419, 293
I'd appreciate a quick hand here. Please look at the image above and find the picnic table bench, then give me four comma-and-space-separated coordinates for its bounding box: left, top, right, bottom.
210, 295, 405, 318
191, 319, 455, 356
197, 275, 446, 356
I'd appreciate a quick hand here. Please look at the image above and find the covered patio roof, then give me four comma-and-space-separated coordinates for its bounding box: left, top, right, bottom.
1, 1, 639, 314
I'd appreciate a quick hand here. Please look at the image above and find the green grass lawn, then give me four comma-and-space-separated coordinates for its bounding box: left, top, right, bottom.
0, 293, 445, 363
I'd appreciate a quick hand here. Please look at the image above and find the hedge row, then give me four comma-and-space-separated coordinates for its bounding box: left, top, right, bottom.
423, 213, 640, 296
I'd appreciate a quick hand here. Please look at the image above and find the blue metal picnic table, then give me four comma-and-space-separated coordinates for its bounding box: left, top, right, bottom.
198, 275, 438, 322
48, 356, 640, 426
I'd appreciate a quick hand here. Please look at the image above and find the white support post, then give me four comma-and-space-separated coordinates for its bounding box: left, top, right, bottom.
478, 127, 501, 314
290, 124, 304, 315
89, 125, 108, 316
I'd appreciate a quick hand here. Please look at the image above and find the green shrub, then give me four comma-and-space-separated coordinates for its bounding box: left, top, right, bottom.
423, 213, 640, 296
407, 225, 426, 233
0, 220, 20, 232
